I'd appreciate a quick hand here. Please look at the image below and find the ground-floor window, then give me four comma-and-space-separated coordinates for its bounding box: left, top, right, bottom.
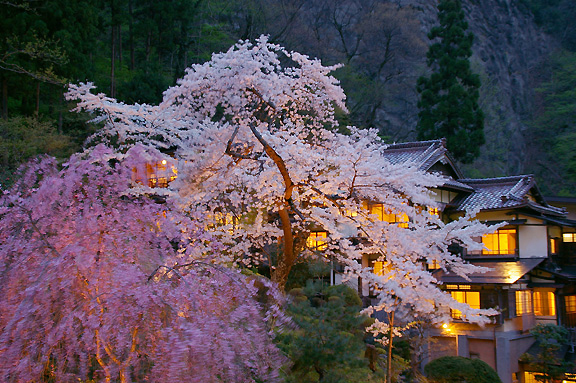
450, 290, 480, 319
534, 290, 556, 317
307, 231, 328, 251
566, 295, 576, 314
516, 290, 533, 316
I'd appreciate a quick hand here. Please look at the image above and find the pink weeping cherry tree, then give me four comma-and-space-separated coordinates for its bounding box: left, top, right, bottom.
0, 145, 287, 382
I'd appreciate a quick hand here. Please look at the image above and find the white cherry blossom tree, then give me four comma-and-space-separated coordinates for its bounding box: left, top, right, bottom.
67, 36, 496, 328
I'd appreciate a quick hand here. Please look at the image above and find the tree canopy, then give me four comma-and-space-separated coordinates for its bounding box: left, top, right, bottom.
67, 37, 496, 328
0, 146, 287, 382
417, 0, 484, 164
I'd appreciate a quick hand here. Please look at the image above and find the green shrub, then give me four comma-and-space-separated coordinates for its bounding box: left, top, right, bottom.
424, 356, 502, 383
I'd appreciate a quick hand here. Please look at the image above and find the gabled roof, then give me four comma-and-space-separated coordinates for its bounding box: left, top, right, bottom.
384, 139, 464, 180
452, 175, 566, 216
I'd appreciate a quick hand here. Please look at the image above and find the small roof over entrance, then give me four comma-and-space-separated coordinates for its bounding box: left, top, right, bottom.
436, 258, 546, 284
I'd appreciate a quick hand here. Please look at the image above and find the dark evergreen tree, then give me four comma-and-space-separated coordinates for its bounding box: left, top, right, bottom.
416, 0, 484, 164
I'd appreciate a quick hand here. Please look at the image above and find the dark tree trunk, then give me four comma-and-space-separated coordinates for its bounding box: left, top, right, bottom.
35, 82, 40, 118
2, 77, 7, 119
110, 22, 116, 97
128, 0, 134, 70
117, 24, 123, 65
387, 310, 395, 383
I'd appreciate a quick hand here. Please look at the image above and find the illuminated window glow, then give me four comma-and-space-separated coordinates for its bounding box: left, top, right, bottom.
516, 290, 533, 316
427, 260, 440, 270
451, 290, 480, 319
524, 372, 539, 383
372, 260, 394, 277
446, 284, 459, 290
307, 231, 328, 251
565, 295, 576, 314
428, 207, 440, 217
132, 160, 178, 188
550, 238, 559, 254
367, 203, 409, 228
534, 290, 556, 317
373, 261, 383, 276
445, 284, 471, 290
481, 228, 517, 255
564, 233, 576, 243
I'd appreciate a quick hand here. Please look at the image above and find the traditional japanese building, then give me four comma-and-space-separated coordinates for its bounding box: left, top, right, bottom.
136, 138, 576, 383
379, 139, 576, 383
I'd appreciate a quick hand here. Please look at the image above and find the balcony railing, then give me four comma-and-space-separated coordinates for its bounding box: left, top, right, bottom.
464, 248, 519, 259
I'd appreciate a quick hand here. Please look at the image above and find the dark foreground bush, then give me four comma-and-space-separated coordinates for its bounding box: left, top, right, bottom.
424, 356, 502, 383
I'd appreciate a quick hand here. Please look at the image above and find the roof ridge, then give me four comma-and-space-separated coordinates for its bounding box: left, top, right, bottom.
459, 175, 533, 184
386, 139, 445, 150
507, 175, 533, 199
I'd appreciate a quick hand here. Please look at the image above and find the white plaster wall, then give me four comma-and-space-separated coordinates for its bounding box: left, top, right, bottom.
474, 211, 512, 222
518, 225, 548, 258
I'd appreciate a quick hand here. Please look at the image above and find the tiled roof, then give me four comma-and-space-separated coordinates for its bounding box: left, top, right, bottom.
382, 140, 567, 218
453, 175, 565, 216
443, 178, 475, 192
384, 139, 464, 179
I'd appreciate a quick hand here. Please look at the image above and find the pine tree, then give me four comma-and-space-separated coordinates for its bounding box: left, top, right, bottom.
416, 0, 484, 164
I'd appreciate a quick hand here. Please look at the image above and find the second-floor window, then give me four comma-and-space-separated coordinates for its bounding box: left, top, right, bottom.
563, 233, 576, 243
481, 228, 517, 256
367, 203, 409, 228
550, 237, 559, 255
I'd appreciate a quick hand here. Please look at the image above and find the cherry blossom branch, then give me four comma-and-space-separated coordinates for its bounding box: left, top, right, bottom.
225, 125, 263, 161
95, 330, 113, 383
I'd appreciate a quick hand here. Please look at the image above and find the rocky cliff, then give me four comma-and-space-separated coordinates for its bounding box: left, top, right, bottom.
391, 0, 556, 177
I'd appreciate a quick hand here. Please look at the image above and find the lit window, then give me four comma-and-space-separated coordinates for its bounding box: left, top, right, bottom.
446, 284, 459, 290
550, 238, 559, 254
307, 231, 328, 251
207, 211, 238, 233
516, 290, 533, 316
534, 290, 556, 317
563, 233, 576, 243
524, 372, 539, 383
451, 290, 480, 319
373, 261, 383, 276
367, 203, 409, 228
214, 212, 235, 226
566, 296, 576, 314
427, 260, 440, 270
482, 228, 517, 255
428, 207, 440, 217
372, 260, 393, 277
132, 160, 177, 188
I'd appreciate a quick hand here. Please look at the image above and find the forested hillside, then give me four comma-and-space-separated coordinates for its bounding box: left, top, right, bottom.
1, 0, 574, 195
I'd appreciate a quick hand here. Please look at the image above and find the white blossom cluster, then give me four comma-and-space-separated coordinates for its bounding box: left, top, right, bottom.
67, 36, 497, 331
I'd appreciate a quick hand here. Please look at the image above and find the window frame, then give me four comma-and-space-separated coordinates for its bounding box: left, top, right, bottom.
533, 289, 556, 317
307, 231, 328, 251
516, 290, 533, 316
446, 285, 479, 320
482, 228, 517, 255
468, 226, 518, 257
